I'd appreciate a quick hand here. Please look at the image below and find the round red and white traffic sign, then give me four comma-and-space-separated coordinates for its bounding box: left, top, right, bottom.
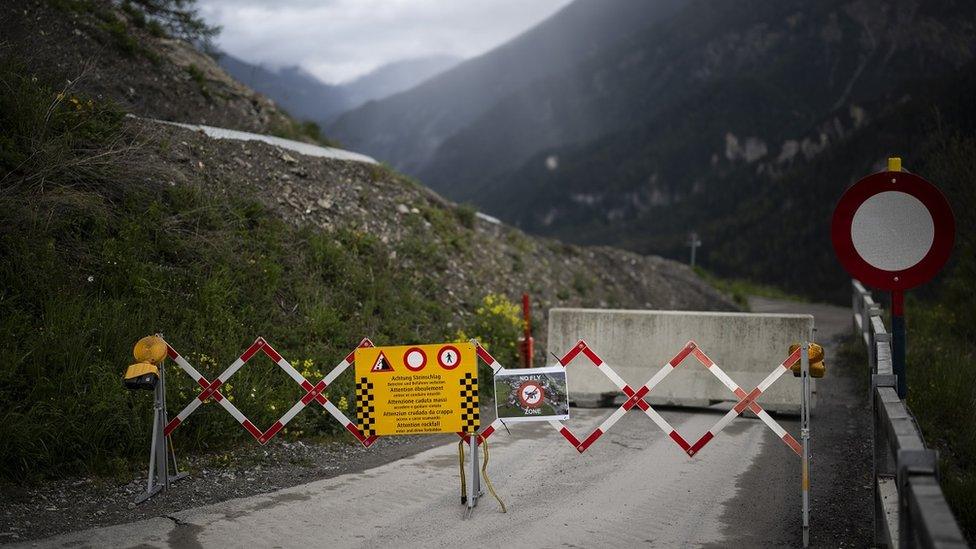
403, 347, 427, 372
437, 345, 460, 370
831, 169, 954, 291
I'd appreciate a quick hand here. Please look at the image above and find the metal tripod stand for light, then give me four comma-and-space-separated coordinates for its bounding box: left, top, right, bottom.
136, 359, 188, 504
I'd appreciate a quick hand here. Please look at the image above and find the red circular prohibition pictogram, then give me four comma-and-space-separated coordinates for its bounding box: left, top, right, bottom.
831, 170, 954, 291
403, 347, 427, 372
517, 380, 544, 409
437, 345, 461, 370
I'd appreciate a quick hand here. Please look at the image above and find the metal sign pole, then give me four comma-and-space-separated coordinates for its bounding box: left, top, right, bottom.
801, 343, 811, 547
468, 433, 480, 510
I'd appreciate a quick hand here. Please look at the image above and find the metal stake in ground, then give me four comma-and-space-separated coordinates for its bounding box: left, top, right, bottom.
800, 342, 811, 547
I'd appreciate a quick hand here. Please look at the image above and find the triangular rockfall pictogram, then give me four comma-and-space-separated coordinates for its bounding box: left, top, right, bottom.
370, 351, 395, 373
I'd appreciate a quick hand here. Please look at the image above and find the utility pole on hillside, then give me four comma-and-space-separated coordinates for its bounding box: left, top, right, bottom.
687, 231, 702, 269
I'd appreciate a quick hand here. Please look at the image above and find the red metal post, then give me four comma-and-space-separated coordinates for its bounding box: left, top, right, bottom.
521, 293, 534, 368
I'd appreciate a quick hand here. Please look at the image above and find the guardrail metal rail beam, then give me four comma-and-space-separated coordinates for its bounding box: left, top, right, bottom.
852, 280, 968, 548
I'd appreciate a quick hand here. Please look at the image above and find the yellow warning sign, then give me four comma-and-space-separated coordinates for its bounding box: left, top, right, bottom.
355, 342, 479, 437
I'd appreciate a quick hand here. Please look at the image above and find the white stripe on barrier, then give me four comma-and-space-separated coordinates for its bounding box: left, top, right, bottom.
279, 399, 308, 426
707, 362, 741, 394
276, 358, 306, 385
597, 362, 627, 390
757, 365, 788, 393
323, 361, 349, 385
641, 405, 677, 434
219, 358, 246, 382
756, 409, 787, 438
644, 363, 673, 391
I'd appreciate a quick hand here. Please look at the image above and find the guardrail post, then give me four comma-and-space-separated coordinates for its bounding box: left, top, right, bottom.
896, 449, 938, 549
872, 379, 896, 546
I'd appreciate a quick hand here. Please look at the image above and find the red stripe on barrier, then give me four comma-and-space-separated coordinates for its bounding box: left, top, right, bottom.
480, 425, 496, 442
622, 385, 649, 411
163, 417, 181, 436
166, 346, 179, 360
783, 433, 802, 456
692, 347, 714, 368
783, 347, 801, 369
262, 343, 283, 363
734, 387, 748, 399
578, 429, 604, 452
687, 432, 714, 456
558, 340, 587, 366
559, 426, 581, 447
197, 379, 224, 402
196, 377, 209, 389
241, 419, 263, 441
301, 380, 314, 392
580, 344, 603, 366
636, 399, 650, 411
346, 423, 377, 447
261, 421, 284, 444
734, 387, 762, 414
301, 380, 327, 405
668, 342, 696, 367
669, 430, 691, 451
476, 344, 496, 366
239, 340, 264, 363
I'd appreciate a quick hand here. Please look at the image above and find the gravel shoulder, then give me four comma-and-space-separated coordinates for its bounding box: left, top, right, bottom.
0, 405, 493, 544
705, 297, 873, 548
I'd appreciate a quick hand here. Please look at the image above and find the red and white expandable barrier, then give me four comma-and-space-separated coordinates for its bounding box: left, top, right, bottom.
461, 339, 804, 458
163, 337, 377, 446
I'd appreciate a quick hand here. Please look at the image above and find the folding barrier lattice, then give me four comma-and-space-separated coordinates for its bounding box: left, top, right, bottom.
460, 339, 804, 458
162, 337, 378, 447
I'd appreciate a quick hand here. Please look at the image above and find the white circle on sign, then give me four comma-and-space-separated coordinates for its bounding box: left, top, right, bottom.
404, 348, 426, 371
851, 191, 935, 271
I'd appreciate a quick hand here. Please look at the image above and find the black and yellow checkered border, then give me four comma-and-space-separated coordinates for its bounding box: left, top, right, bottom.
459, 372, 480, 433
356, 376, 376, 437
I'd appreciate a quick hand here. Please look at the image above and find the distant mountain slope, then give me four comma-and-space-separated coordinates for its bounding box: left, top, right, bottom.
339, 55, 459, 114
474, 0, 976, 300
428, 0, 976, 199
218, 54, 344, 122
219, 54, 459, 123
326, 0, 683, 175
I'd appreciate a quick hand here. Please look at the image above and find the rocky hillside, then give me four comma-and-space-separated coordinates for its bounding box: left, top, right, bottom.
2, 0, 315, 138
0, 0, 732, 480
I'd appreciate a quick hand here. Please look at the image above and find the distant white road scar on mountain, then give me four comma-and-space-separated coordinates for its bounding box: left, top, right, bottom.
142, 117, 378, 164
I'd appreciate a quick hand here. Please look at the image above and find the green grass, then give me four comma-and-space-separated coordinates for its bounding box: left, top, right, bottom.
0, 61, 513, 482
902, 132, 976, 543
693, 266, 807, 309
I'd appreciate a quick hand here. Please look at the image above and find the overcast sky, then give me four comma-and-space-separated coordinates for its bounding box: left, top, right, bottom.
197, 0, 574, 85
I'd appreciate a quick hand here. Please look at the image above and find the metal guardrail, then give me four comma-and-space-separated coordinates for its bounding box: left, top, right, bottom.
852, 280, 969, 548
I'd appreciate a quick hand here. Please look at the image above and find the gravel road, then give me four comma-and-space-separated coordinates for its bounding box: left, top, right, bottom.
8, 297, 872, 548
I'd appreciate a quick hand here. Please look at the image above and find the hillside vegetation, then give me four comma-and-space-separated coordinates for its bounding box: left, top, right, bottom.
0, 1, 732, 481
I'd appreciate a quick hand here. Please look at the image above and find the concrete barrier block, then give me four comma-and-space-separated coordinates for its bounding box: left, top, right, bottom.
547, 308, 815, 413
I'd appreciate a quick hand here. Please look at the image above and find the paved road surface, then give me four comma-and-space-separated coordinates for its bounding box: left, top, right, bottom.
18, 298, 871, 548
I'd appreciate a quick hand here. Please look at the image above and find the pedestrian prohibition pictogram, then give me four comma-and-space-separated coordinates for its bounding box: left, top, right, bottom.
355, 342, 479, 436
